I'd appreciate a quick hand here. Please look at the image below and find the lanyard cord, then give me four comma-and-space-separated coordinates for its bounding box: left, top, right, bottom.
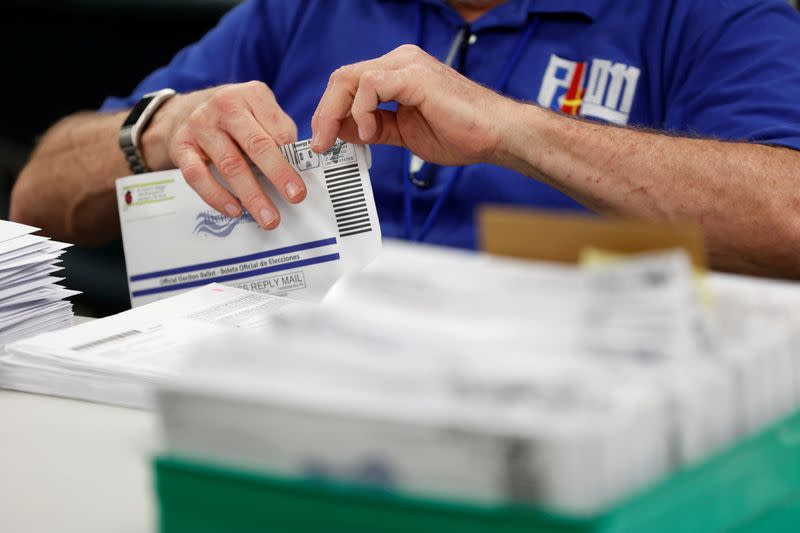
405, 3, 538, 242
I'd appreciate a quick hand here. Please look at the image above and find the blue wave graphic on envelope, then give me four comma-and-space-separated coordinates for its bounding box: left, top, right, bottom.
193, 211, 255, 237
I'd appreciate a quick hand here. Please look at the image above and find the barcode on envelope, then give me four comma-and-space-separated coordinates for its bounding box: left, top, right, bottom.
324, 163, 372, 237
71, 329, 143, 352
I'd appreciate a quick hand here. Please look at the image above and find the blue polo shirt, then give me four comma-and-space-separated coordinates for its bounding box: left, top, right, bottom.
102, 0, 800, 249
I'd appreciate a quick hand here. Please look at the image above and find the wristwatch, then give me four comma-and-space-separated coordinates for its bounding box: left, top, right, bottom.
119, 88, 176, 174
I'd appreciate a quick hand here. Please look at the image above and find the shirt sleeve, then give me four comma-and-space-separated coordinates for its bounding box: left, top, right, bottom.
100, 0, 301, 112
663, 0, 800, 151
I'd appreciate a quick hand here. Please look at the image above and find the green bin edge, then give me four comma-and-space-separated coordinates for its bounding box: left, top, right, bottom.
155, 408, 800, 533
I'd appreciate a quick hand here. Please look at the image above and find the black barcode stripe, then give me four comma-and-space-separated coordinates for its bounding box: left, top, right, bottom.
335, 211, 369, 223
338, 212, 370, 225
332, 199, 366, 212
326, 174, 360, 185
329, 185, 362, 198
338, 219, 371, 231
72, 329, 142, 352
324, 161, 371, 238
335, 209, 368, 221
341, 226, 373, 237
328, 178, 361, 194
333, 204, 369, 218
330, 188, 364, 202
326, 167, 359, 176
327, 174, 361, 186
324, 164, 359, 177
330, 187, 364, 203
340, 221, 372, 231
333, 196, 367, 208
325, 169, 359, 179
328, 174, 361, 185
336, 210, 369, 224
334, 204, 368, 216
334, 205, 369, 218
331, 196, 364, 208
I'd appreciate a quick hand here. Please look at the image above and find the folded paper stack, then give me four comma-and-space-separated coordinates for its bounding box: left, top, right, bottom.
0, 219, 77, 350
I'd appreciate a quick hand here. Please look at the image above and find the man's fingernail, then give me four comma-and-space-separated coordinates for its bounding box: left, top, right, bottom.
224, 203, 240, 217
260, 208, 279, 227
285, 182, 303, 200
311, 131, 320, 148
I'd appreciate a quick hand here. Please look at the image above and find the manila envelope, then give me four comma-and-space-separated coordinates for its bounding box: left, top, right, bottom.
478, 206, 706, 269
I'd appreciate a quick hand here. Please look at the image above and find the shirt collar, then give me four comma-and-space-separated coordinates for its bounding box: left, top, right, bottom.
379, 0, 602, 22
524, 0, 602, 20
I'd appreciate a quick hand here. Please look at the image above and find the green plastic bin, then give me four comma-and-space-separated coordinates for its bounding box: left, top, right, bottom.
155, 408, 800, 533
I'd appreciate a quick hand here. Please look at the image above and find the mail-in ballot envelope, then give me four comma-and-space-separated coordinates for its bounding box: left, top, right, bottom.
116, 139, 381, 307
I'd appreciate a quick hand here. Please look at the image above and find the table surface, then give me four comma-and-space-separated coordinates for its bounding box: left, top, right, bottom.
0, 390, 156, 533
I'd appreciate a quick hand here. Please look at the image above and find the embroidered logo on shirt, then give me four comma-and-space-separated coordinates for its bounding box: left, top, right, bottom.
537, 54, 641, 125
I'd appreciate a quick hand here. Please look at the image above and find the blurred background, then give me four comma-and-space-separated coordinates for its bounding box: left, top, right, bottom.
0, 0, 240, 316
0, 0, 797, 318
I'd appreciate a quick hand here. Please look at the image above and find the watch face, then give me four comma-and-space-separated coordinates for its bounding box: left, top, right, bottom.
122, 96, 156, 127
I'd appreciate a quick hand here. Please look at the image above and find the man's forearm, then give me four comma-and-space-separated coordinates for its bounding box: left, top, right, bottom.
499, 105, 800, 278
10, 111, 130, 245
12, 83, 306, 243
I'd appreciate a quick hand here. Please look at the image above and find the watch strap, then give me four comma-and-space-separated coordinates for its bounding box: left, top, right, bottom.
119, 88, 176, 174
119, 126, 149, 174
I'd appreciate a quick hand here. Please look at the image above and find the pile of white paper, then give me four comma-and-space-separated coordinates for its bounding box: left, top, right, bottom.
155, 243, 800, 515
1, 283, 304, 408
6, 237, 800, 515
0, 220, 77, 349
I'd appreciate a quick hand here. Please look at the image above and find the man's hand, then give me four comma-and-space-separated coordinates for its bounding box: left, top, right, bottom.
310, 45, 516, 167
144, 81, 307, 229
308, 44, 800, 279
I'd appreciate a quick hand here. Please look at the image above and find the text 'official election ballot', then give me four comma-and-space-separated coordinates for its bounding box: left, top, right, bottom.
116, 139, 380, 307
0, 220, 78, 349
156, 242, 800, 516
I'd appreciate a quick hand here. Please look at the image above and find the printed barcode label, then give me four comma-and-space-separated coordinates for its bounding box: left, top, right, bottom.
71, 329, 143, 352
324, 162, 372, 237
280, 141, 320, 171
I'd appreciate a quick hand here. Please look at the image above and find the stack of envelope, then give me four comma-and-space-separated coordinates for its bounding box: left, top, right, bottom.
1, 283, 307, 407
0, 220, 77, 349
6, 232, 800, 515
154, 242, 800, 515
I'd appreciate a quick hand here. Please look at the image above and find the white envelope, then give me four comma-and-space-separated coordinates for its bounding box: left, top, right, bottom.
116, 139, 381, 307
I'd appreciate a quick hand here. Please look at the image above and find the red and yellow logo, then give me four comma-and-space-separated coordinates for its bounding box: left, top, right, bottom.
537, 54, 641, 125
